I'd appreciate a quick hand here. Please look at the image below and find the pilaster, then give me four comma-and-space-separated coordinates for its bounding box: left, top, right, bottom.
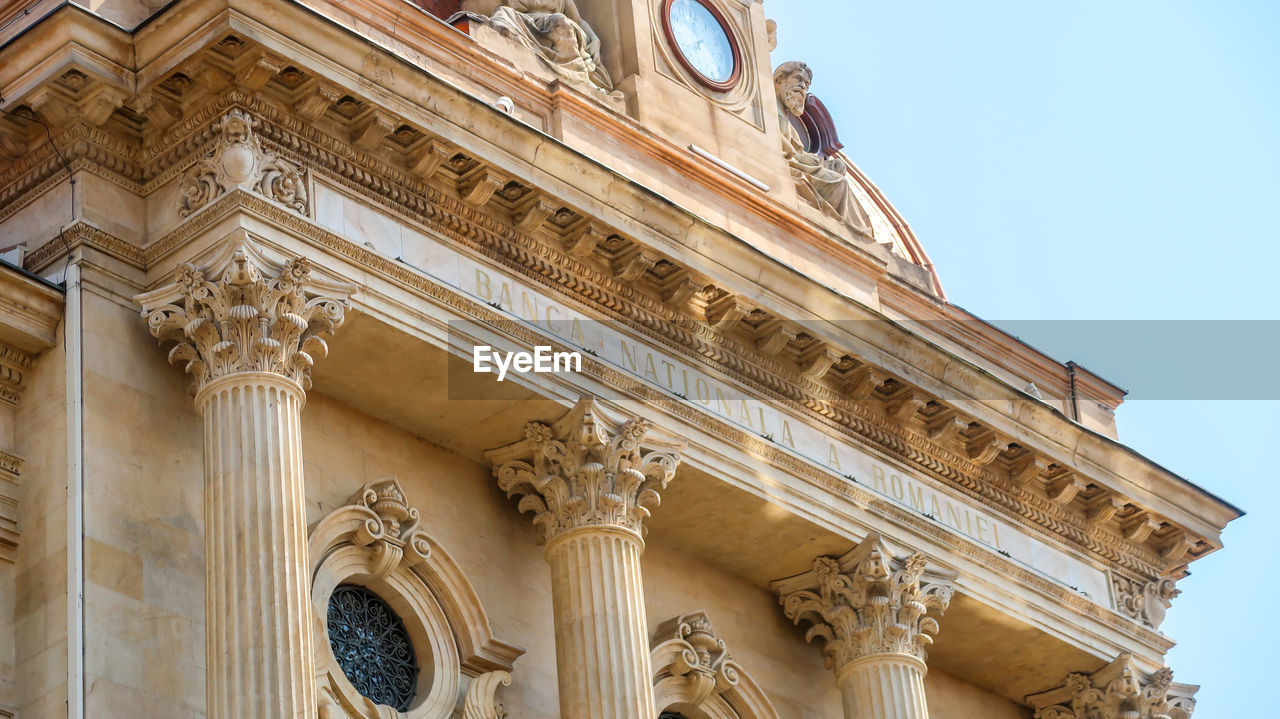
486, 397, 683, 719
772, 534, 954, 719
136, 235, 352, 719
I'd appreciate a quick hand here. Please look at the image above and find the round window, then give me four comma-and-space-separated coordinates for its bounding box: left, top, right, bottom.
327, 584, 419, 711
661, 0, 741, 91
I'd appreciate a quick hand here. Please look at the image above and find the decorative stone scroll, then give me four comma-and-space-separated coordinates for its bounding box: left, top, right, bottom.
135, 233, 352, 394
1114, 576, 1179, 630
651, 611, 780, 719
310, 476, 524, 718
180, 108, 308, 216
463, 670, 513, 719
330, 478, 432, 580
773, 534, 954, 669
1028, 654, 1197, 719
487, 396, 683, 544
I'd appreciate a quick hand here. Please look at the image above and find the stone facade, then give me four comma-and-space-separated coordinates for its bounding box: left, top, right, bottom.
0, 1, 1240, 718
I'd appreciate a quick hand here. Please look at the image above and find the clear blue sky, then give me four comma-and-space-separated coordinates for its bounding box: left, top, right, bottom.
768, 1, 1278, 715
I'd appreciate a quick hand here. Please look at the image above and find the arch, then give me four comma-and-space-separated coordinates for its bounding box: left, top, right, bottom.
651, 611, 780, 719
310, 477, 524, 718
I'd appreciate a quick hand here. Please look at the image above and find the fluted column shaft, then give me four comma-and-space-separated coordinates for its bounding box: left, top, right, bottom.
835, 654, 930, 719
486, 399, 684, 719
199, 372, 315, 719
545, 526, 655, 719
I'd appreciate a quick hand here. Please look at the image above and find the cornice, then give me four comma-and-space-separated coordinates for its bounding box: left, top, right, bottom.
59, 84, 1188, 584
156, 190, 1175, 655
0, 7, 1233, 577
0, 257, 63, 355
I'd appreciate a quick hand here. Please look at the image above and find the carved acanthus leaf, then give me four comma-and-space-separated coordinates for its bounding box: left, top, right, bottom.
179, 108, 308, 216
135, 235, 353, 393
485, 396, 684, 544
1029, 654, 1195, 719
773, 534, 954, 670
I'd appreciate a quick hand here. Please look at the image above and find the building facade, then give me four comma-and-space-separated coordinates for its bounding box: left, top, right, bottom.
0, 0, 1240, 718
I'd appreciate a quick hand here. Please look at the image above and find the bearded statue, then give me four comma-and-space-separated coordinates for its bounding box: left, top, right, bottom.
486, 0, 616, 93
774, 61, 873, 239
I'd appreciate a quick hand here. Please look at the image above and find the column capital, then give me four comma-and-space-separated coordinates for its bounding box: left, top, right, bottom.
485, 396, 684, 545
772, 534, 955, 671
135, 233, 354, 395
1028, 654, 1196, 719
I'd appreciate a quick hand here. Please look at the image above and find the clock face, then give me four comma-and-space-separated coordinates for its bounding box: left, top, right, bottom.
665, 0, 739, 89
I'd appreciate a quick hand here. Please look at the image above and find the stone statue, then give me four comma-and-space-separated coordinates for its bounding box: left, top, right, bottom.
773, 61, 873, 238
487, 0, 615, 93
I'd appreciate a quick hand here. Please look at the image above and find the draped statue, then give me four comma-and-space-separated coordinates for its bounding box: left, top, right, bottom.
487, 0, 616, 93
774, 61, 873, 239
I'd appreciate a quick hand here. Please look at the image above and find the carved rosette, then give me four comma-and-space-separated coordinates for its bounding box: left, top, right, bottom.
1114, 576, 1180, 630
773, 534, 954, 670
135, 236, 352, 395
1030, 654, 1196, 719
485, 397, 683, 544
180, 108, 308, 216
651, 611, 743, 710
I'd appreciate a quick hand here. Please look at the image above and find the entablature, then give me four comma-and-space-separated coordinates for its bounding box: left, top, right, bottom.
0, 0, 1236, 621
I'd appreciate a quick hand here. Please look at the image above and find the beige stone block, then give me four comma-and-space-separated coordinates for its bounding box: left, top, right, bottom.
14, 550, 65, 621
86, 537, 144, 601
15, 640, 65, 705
19, 683, 68, 719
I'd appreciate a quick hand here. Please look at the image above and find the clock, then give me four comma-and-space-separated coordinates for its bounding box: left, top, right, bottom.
661, 0, 741, 91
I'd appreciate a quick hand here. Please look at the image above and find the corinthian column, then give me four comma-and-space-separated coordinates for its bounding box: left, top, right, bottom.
136, 237, 351, 719
485, 397, 683, 719
1027, 654, 1197, 719
771, 534, 954, 719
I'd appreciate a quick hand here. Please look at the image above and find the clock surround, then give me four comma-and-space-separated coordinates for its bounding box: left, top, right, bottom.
660, 0, 742, 92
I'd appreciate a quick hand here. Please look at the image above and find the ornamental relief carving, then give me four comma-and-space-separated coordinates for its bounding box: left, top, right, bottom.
485, 396, 684, 543
772, 534, 955, 670
309, 477, 524, 719
651, 611, 780, 719
134, 233, 353, 394
1028, 654, 1196, 719
1113, 576, 1179, 630
179, 108, 308, 216
15, 36, 1207, 587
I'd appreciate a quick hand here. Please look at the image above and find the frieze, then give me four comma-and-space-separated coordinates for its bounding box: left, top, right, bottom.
226, 100, 1184, 573
130, 191, 1174, 652
139, 173, 1170, 588
3, 71, 1197, 580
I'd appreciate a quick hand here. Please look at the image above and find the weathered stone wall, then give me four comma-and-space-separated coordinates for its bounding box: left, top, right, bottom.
80, 289, 205, 717
11, 316, 68, 719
